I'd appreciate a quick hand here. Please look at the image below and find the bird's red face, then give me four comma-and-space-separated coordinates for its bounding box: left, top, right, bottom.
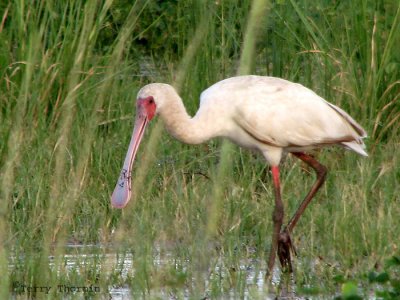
111, 96, 157, 208
137, 96, 156, 121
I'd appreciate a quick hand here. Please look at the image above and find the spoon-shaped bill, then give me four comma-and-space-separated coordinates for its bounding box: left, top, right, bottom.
111, 115, 148, 208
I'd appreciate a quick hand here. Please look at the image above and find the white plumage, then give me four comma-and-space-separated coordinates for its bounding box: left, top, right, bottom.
111, 75, 367, 276
136, 76, 366, 164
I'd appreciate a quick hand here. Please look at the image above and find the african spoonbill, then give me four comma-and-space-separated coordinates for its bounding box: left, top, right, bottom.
111, 75, 367, 275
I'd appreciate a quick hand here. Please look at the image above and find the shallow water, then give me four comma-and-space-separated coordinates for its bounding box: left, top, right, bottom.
9, 244, 305, 299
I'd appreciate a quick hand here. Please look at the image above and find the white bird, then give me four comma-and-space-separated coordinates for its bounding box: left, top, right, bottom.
111, 75, 367, 275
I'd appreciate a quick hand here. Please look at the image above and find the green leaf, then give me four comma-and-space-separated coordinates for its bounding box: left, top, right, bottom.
333, 274, 346, 283
375, 272, 390, 283
385, 255, 400, 267
368, 271, 377, 282
341, 282, 362, 299
391, 279, 400, 292
375, 290, 390, 298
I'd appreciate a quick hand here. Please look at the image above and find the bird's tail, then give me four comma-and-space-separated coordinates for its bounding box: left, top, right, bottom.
342, 140, 368, 156
324, 100, 368, 157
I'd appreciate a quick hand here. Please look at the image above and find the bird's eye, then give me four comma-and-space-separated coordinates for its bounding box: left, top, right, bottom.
148, 97, 154, 104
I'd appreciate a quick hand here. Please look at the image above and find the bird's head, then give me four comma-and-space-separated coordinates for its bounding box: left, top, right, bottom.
110, 83, 176, 208
135, 83, 177, 118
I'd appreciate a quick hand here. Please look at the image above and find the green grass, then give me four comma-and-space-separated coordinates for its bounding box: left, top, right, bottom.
1, 0, 400, 298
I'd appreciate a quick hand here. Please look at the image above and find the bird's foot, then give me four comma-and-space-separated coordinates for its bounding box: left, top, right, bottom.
278, 228, 297, 273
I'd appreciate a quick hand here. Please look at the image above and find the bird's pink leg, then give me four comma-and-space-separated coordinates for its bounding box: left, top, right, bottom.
266, 166, 284, 278
278, 152, 327, 271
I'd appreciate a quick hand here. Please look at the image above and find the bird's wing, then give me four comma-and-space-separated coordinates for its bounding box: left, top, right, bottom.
233, 91, 361, 148
200, 75, 366, 150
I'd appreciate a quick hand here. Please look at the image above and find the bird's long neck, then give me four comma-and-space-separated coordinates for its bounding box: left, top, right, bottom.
158, 92, 211, 145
